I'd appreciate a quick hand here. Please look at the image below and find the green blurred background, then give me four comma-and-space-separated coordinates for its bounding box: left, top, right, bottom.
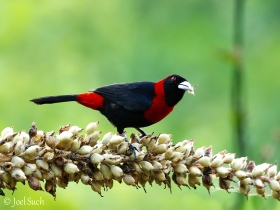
1, 0, 280, 209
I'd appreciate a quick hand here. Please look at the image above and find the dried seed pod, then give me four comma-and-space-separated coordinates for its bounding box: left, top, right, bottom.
240, 177, 253, 185
139, 134, 152, 146
86, 131, 102, 146
174, 140, 189, 153
230, 157, 247, 172
90, 153, 105, 165
77, 145, 93, 155
1, 127, 14, 138
2, 162, 15, 171
56, 131, 74, 150
36, 159, 49, 172
43, 152, 54, 162
86, 122, 99, 135
20, 131, 30, 143
81, 173, 91, 185
174, 163, 188, 174
151, 161, 164, 171
203, 146, 212, 158
181, 140, 194, 157
188, 174, 201, 189
246, 160, 256, 172
202, 174, 214, 194
256, 186, 266, 199
252, 163, 271, 178
100, 164, 113, 181
14, 139, 25, 156
32, 168, 43, 180
42, 170, 55, 180
59, 124, 71, 134
165, 147, 175, 160
45, 180, 56, 199
234, 170, 248, 180
157, 134, 172, 145
0, 142, 14, 154
219, 178, 231, 193
11, 168, 27, 181
152, 144, 168, 154
28, 122, 37, 139
0, 155, 12, 164
276, 171, 280, 181
69, 138, 81, 152
12, 132, 24, 144
101, 132, 113, 146
139, 161, 154, 171
139, 176, 148, 192
211, 154, 224, 168
30, 130, 44, 145
255, 178, 265, 188
123, 173, 136, 186
45, 131, 57, 149
239, 183, 250, 199
268, 179, 280, 191
19, 145, 43, 160
50, 163, 63, 178
189, 166, 202, 177
255, 178, 266, 198
197, 156, 211, 167
69, 126, 83, 135
216, 167, 232, 179
92, 169, 104, 181
193, 147, 205, 159
117, 141, 129, 154
57, 178, 68, 189
223, 153, 236, 164
105, 179, 114, 189
110, 165, 124, 178
147, 137, 157, 151
154, 171, 166, 183
91, 181, 103, 196
22, 163, 37, 176
130, 162, 142, 173
91, 143, 105, 154
172, 152, 184, 162
272, 190, 280, 201
172, 172, 189, 189
102, 154, 123, 165
64, 162, 79, 174
2, 172, 17, 192
267, 165, 277, 178
108, 134, 125, 148
28, 177, 43, 191
11, 156, 25, 168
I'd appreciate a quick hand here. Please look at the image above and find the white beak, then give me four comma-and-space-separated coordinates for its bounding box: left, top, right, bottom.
178, 81, 195, 95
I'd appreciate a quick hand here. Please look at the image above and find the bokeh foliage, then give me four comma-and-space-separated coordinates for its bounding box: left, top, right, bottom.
0, 0, 280, 209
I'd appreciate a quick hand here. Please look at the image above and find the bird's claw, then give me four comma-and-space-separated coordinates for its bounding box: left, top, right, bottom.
121, 132, 138, 160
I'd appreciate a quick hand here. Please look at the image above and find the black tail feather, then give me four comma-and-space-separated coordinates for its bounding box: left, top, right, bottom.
30, 94, 78, 105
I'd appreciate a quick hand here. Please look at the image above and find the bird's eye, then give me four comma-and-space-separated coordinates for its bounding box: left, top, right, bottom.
171, 76, 177, 83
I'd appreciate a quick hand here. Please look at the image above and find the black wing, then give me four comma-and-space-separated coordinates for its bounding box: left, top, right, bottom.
92, 81, 155, 111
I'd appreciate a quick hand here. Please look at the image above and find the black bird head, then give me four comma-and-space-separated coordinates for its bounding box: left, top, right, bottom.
163, 74, 194, 106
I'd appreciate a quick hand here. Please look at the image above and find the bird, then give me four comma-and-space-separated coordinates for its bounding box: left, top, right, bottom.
30, 74, 195, 136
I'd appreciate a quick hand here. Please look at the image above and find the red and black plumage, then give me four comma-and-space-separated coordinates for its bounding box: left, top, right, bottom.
30, 74, 194, 136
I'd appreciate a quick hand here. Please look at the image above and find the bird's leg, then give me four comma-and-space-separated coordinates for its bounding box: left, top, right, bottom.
120, 132, 138, 160
135, 127, 147, 137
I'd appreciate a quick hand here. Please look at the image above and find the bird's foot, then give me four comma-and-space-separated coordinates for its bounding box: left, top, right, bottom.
135, 127, 147, 138
120, 132, 138, 160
